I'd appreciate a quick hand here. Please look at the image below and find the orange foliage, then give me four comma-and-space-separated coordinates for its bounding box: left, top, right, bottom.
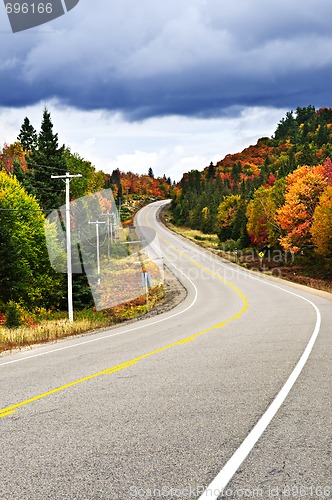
311, 185, 332, 255
106, 170, 171, 199
218, 141, 273, 172
0, 142, 27, 174
276, 164, 329, 252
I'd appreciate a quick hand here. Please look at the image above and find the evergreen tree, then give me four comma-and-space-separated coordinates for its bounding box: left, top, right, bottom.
148, 167, 154, 178
316, 124, 330, 147
231, 162, 241, 185
12, 158, 33, 194
274, 111, 298, 143
296, 105, 316, 125
5, 301, 21, 329
17, 117, 37, 152
27, 108, 67, 211
111, 168, 122, 202
287, 147, 297, 174
207, 162, 216, 179
215, 173, 224, 200
298, 143, 314, 166
259, 157, 271, 183
300, 121, 310, 144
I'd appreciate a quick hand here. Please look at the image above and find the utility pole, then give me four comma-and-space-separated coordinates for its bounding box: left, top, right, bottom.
118, 198, 121, 222
101, 210, 119, 253
112, 212, 118, 241
101, 211, 111, 259
88, 221, 106, 285
51, 172, 82, 322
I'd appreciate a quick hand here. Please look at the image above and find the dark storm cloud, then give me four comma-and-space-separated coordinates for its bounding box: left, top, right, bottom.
1, 0, 332, 119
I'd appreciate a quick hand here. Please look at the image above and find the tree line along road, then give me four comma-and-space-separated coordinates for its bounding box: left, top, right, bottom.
0, 200, 331, 499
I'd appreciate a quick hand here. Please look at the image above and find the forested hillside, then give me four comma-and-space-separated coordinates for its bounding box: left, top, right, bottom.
171, 106, 332, 266
0, 109, 172, 315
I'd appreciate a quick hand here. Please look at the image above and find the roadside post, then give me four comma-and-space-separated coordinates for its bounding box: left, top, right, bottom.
258, 251, 265, 269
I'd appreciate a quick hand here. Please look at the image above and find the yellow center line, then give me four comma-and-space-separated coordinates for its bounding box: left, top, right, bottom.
145, 207, 249, 309
0, 206, 249, 420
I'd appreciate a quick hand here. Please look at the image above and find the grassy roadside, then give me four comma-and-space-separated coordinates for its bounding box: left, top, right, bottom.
0, 285, 164, 354
162, 210, 332, 295
0, 197, 165, 354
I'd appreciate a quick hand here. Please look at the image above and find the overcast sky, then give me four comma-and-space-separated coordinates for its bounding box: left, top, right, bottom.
1, 0, 332, 180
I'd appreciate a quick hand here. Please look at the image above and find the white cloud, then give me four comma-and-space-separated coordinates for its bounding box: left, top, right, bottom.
0, 102, 287, 181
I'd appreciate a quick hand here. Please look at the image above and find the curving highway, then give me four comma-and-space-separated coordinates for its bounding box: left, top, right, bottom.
1, 200, 332, 500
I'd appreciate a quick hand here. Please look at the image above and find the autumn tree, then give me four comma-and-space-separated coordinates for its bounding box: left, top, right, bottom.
217, 195, 243, 242
0, 142, 27, 175
275, 164, 329, 252
0, 171, 63, 309
111, 169, 123, 202
171, 105, 332, 252
246, 179, 285, 247
311, 185, 332, 256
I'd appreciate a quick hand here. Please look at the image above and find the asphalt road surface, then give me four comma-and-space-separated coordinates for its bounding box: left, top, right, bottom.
1, 200, 332, 500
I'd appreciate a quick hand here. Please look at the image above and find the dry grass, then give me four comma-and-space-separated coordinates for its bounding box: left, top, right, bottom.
0, 285, 165, 353
0, 318, 107, 353
165, 220, 219, 249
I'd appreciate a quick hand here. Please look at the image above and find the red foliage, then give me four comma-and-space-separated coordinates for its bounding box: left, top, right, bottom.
323, 157, 332, 185
266, 173, 276, 187
0, 142, 27, 174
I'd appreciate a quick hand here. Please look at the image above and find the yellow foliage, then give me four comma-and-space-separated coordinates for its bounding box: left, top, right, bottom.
311, 186, 332, 255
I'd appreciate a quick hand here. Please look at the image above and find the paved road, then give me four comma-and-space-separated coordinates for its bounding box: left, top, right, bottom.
1, 200, 332, 500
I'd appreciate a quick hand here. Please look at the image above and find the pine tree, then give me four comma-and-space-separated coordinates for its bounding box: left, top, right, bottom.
17, 117, 37, 152
27, 108, 67, 211
12, 158, 33, 194
298, 143, 314, 166
148, 167, 154, 178
207, 162, 216, 179
111, 169, 122, 202
5, 301, 21, 329
317, 124, 330, 147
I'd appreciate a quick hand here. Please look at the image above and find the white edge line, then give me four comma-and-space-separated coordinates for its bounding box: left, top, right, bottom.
198, 294, 321, 499
0, 252, 198, 368
154, 205, 324, 498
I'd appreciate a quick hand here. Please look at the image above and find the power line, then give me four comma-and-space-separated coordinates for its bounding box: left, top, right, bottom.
0, 208, 53, 212
1, 161, 70, 173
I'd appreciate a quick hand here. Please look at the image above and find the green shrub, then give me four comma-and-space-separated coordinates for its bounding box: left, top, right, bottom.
219, 238, 242, 251
5, 301, 22, 329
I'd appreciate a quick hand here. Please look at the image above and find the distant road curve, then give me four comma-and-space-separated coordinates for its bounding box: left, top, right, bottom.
0, 200, 331, 500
